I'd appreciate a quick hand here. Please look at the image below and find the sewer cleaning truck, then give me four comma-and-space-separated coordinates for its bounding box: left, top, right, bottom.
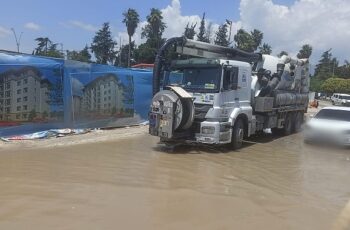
149, 37, 309, 149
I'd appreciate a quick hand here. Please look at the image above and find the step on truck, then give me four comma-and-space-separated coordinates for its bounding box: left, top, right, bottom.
149, 37, 310, 149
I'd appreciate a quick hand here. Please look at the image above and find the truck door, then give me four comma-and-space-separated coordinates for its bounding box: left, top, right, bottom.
220, 66, 239, 109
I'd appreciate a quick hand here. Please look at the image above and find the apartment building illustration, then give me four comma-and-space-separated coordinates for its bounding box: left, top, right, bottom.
81, 74, 124, 116
0, 66, 51, 121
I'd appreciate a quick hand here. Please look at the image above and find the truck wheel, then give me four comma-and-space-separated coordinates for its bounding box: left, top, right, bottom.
283, 113, 293, 136
231, 119, 244, 150
293, 112, 303, 133
271, 127, 283, 136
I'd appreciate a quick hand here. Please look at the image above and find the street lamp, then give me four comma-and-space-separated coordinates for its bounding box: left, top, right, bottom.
10, 28, 23, 53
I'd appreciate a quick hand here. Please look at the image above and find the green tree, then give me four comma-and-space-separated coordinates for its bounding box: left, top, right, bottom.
197, 13, 209, 43
34, 37, 63, 58
297, 44, 313, 59
67, 45, 91, 62
184, 22, 197, 39
137, 8, 166, 63
336, 60, 350, 79
310, 76, 323, 92
116, 42, 135, 67
205, 21, 213, 43
259, 43, 272, 54
122, 8, 140, 67
91, 22, 117, 64
321, 78, 350, 94
277, 51, 288, 57
314, 49, 337, 80
214, 23, 229, 47
141, 8, 166, 49
251, 29, 263, 51
46, 44, 64, 58
234, 29, 254, 52
234, 29, 264, 52
34, 37, 51, 55
134, 43, 155, 63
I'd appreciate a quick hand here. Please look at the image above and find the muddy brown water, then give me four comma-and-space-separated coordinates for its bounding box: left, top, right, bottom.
0, 133, 349, 230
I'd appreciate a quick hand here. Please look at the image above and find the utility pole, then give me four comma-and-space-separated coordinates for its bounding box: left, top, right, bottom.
226, 20, 233, 45
11, 28, 23, 53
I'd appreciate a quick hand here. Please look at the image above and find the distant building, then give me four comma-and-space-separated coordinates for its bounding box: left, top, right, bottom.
0, 66, 51, 121
82, 74, 124, 115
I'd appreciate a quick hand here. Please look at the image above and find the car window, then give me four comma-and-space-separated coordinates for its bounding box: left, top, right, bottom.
339, 95, 350, 100
315, 109, 350, 122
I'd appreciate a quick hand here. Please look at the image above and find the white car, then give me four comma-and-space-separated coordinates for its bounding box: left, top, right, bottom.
304, 107, 350, 146
331, 93, 350, 106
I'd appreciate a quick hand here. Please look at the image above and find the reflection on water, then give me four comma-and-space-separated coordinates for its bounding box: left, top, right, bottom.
0, 133, 349, 230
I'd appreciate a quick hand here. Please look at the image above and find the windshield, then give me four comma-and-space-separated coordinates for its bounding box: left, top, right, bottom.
339, 95, 350, 100
165, 67, 221, 92
315, 109, 350, 122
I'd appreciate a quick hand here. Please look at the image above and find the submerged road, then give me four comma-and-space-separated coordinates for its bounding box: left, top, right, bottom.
0, 132, 349, 230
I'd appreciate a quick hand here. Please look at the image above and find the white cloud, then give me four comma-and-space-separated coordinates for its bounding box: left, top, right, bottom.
0, 26, 11, 37
239, 0, 350, 62
67, 20, 98, 32
24, 22, 41, 31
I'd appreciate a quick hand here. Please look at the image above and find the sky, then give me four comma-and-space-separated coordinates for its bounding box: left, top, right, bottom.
0, 0, 349, 64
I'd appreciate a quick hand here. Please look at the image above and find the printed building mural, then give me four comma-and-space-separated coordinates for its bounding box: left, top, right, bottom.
82, 74, 124, 116
0, 51, 152, 137
0, 66, 57, 122
73, 73, 132, 119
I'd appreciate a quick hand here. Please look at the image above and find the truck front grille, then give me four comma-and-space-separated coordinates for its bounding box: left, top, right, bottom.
194, 103, 212, 119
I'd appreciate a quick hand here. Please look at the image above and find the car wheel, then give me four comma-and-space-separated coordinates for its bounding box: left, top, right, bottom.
231, 119, 244, 150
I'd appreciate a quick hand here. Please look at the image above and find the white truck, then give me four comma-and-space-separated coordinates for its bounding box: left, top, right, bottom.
149, 37, 310, 149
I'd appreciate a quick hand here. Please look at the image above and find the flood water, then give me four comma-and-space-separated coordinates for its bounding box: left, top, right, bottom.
0, 133, 349, 230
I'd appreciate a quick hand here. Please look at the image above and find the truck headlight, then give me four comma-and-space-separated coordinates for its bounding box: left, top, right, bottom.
220, 123, 231, 132
202, 126, 215, 134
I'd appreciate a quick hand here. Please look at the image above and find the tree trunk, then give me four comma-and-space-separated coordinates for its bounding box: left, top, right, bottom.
128, 35, 131, 67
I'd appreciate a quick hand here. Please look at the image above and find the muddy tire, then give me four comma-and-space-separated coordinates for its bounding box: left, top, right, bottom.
293, 112, 303, 133
271, 127, 283, 136
231, 119, 244, 150
283, 113, 293, 136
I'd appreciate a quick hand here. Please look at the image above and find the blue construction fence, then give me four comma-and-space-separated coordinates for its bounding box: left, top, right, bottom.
0, 51, 153, 137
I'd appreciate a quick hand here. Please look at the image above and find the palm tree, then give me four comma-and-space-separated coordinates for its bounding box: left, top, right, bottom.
259, 43, 272, 55
122, 8, 140, 67
142, 8, 166, 49
278, 50, 289, 58
297, 44, 313, 59
250, 29, 263, 51
35, 37, 51, 55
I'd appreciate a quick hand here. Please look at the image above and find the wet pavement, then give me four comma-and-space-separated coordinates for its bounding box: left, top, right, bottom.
0, 132, 349, 230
